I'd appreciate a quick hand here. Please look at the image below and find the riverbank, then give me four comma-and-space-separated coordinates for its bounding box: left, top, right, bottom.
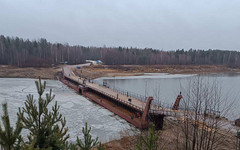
99, 118, 238, 150
0, 65, 60, 79
75, 65, 240, 79
1, 65, 240, 79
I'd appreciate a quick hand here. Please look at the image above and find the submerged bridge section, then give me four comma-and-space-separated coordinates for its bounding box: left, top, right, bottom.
60, 64, 182, 129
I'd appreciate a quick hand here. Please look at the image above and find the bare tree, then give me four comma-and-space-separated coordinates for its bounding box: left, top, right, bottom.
180, 76, 235, 150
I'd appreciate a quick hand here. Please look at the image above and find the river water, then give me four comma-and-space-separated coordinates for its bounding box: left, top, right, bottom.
95, 73, 240, 120
0, 78, 135, 143
1, 73, 240, 143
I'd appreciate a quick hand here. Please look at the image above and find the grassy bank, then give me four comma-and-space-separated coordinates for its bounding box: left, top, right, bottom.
75, 65, 240, 79
100, 118, 237, 150
1, 65, 240, 80
0, 65, 61, 79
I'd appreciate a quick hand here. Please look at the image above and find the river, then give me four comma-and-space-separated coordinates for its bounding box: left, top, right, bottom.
1, 73, 239, 143
95, 73, 240, 120
0, 78, 135, 143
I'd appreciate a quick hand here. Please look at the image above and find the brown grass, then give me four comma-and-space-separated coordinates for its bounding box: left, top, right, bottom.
0, 65, 61, 79
1, 64, 240, 80
76, 65, 240, 79
100, 118, 238, 150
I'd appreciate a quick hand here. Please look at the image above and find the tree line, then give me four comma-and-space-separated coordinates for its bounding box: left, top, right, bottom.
0, 35, 240, 67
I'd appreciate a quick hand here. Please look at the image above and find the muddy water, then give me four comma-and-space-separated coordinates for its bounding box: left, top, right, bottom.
0, 78, 136, 143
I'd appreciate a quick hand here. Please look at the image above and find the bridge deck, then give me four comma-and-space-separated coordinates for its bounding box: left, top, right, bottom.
66, 74, 146, 111
63, 64, 180, 116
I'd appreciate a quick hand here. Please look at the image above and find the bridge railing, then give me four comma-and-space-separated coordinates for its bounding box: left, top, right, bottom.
151, 99, 173, 108
111, 87, 148, 102
92, 79, 176, 109
88, 85, 144, 112
92, 80, 149, 102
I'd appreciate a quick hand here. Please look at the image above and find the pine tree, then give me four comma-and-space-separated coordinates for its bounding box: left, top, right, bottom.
76, 122, 99, 150
0, 103, 22, 150
135, 123, 160, 150
97, 143, 105, 150
18, 78, 69, 149
64, 142, 78, 150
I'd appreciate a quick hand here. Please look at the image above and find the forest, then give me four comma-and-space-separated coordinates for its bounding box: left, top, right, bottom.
0, 35, 240, 67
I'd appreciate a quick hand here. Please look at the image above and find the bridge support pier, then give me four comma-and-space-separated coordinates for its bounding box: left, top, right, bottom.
141, 96, 165, 130
149, 114, 164, 130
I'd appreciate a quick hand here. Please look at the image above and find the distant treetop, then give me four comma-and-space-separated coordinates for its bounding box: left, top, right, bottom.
0, 35, 239, 67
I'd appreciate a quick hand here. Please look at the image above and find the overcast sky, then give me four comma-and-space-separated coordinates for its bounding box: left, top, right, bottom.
0, 0, 240, 50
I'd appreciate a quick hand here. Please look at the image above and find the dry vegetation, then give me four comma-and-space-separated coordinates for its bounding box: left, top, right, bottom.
1, 64, 240, 80
76, 65, 240, 79
102, 118, 238, 150
0, 65, 61, 79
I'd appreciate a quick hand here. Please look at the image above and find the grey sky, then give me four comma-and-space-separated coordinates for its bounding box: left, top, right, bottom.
0, 0, 240, 50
